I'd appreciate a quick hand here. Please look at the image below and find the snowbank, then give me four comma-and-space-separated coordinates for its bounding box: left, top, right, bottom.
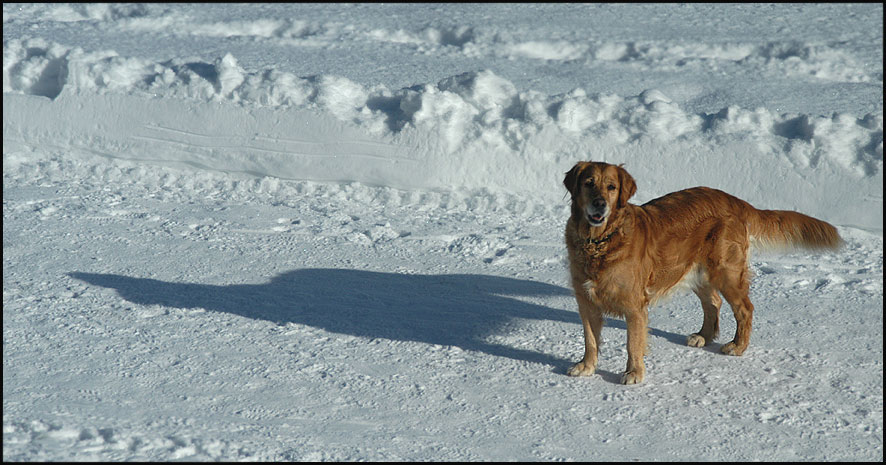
4, 38, 883, 229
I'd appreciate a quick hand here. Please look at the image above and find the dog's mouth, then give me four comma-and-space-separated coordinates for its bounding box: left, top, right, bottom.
587, 213, 606, 226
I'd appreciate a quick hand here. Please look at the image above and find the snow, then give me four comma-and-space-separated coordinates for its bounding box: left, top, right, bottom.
2, 3, 882, 461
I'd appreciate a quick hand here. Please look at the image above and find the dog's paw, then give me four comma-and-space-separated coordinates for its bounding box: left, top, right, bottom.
567, 360, 596, 377
720, 341, 747, 356
621, 370, 645, 385
687, 333, 708, 347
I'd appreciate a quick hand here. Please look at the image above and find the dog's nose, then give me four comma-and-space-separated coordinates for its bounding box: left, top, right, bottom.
592, 198, 606, 209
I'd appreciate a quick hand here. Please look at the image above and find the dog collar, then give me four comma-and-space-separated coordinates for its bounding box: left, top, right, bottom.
587, 229, 617, 245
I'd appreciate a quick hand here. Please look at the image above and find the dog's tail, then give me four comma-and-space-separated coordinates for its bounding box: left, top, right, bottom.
748, 209, 842, 251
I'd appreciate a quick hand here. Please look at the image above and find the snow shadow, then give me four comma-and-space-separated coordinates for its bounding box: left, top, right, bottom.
69, 269, 581, 370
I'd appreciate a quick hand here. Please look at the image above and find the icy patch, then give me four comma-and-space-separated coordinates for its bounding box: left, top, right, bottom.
504, 41, 588, 61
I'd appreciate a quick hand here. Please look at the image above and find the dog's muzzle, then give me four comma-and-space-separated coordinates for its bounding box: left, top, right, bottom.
586, 198, 608, 226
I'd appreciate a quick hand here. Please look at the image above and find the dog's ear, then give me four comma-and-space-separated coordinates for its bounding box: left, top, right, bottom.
616, 164, 636, 208
563, 163, 583, 198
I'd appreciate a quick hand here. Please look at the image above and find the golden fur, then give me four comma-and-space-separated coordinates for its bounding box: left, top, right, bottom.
563, 161, 841, 384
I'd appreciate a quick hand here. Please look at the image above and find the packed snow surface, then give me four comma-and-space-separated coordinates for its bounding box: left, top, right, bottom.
3, 3, 883, 461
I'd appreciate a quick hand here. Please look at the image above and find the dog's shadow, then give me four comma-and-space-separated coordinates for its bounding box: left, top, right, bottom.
69, 269, 695, 380
69, 269, 582, 370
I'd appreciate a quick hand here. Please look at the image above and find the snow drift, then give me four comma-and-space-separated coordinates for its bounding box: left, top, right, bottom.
4, 38, 882, 229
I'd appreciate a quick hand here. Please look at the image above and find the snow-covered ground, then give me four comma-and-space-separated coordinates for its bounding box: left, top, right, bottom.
3, 3, 882, 461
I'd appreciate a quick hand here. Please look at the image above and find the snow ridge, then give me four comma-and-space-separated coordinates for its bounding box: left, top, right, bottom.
4, 39, 883, 229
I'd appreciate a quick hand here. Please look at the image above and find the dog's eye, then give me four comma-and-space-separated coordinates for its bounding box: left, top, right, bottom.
607, 184, 617, 191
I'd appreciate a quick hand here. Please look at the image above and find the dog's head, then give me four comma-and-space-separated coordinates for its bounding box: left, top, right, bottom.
564, 161, 637, 228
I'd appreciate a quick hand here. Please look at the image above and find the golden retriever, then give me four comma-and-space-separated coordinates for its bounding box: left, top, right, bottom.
563, 161, 841, 384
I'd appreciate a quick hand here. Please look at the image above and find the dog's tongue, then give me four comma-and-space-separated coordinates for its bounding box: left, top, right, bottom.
591, 214, 603, 222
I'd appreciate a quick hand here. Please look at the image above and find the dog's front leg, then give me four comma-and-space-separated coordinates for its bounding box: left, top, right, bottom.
621, 310, 648, 384
568, 285, 603, 377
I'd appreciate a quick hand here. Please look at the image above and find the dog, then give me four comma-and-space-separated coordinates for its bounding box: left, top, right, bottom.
563, 161, 841, 384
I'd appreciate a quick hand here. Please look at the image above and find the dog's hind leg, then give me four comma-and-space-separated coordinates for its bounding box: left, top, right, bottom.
687, 285, 721, 347
718, 279, 755, 356
705, 223, 755, 356
710, 244, 755, 356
